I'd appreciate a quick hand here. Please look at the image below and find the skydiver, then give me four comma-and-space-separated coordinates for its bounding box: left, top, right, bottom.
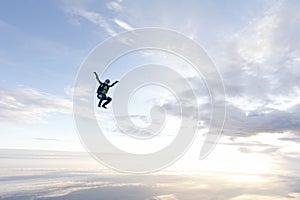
93, 72, 119, 109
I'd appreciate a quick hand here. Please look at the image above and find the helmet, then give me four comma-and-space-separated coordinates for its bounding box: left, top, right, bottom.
105, 79, 110, 84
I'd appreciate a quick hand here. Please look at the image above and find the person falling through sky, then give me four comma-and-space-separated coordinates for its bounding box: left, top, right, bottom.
93, 72, 119, 109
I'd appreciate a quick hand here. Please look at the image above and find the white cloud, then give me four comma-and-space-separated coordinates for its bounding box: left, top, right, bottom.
62, 2, 117, 36
0, 87, 72, 124
266, 89, 300, 111
62, 1, 133, 35
237, 16, 277, 63
67, 17, 81, 26
229, 194, 293, 200
114, 18, 134, 31
227, 96, 266, 112
75, 9, 116, 36
106, 1, 123, 11
150, 194, 178, 200
1, 147, 300, 200
203, 1, 300, 137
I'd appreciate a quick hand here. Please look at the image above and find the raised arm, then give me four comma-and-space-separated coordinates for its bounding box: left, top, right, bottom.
109, 80, 119, 87
93, 72, 102, 84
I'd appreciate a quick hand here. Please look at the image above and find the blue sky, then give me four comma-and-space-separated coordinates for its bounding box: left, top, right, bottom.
1, 1, 85, 93
1, 0, 300, 199
0, 0, 299, 152
1, 0, 299, 149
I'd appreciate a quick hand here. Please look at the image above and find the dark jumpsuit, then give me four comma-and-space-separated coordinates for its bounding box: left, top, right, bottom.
97, 83, 112, 108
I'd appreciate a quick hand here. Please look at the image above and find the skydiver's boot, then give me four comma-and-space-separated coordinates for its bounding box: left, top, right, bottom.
102, 97, 112, 109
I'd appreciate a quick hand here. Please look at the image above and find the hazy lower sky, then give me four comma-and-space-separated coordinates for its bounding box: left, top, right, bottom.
1, 0, 300, 199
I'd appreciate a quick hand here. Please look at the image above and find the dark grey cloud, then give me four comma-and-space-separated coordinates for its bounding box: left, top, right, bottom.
42, 185, 158, 200
224, 103, 300, 136
238, 147, 279, 154
159, 87, 300, 137
278, 137, 300, 143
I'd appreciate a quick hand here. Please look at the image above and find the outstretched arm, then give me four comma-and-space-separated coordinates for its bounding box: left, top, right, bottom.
109, 80, 119, 87
93, 72, 102, 84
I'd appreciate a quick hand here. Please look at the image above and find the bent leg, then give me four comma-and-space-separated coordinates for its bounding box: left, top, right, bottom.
97, 94, 105, 107
102, 96, 112, 108
98, 99, 103, 107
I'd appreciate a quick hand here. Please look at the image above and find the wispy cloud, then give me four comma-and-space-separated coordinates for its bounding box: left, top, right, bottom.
114, 18, 134, 31
0, 87, 72, 124
62, 0, 136, 36
106, 1, 123, 11
0, 147, 300, 200
62, 1, 118, 36
72, 9, 117, 36
150, 194, 178, 200
149, 0, 300, 139
219, 0, 300, 97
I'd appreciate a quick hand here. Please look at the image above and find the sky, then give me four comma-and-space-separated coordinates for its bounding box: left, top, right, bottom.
1, 0, 300, 199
